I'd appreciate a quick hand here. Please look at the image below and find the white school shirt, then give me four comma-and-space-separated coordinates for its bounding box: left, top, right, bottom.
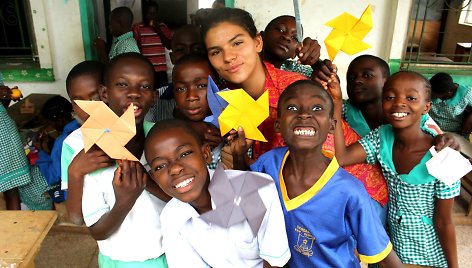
82, 154, 166, 262
160, 169, 290, 268
60, 128, 84, 190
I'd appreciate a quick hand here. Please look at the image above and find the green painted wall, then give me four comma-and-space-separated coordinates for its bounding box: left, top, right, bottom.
79, 0, 98, 60
389, 59, 472, 87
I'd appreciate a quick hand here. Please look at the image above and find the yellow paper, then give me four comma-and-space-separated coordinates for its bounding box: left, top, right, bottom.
217, 89, 269, 142
324, 5, 373, 61
75, 100, 139, 161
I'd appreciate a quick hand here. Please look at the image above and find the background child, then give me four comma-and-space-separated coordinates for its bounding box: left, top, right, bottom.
172, 54, 223, 168
0, 80, 31, 210
144, 119, 290, 268
133, 1, 172, 88
231, 80, 401, 267
429, 72, 472, 136
94, 6, 140, 62
261, 15, 321, 78
145, 24, 206, 123
330, 71, 460, 267
60, 60, 112, 224
80, 52, 168, 266
36, 95, 75, 203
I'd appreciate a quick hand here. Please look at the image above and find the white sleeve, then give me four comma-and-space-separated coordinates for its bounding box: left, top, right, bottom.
160, 207, 209, 268
82, 173, 110, 227
257, 182, 291, 267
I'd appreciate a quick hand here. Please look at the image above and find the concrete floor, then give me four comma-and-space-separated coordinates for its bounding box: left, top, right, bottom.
1, 191, 471, 268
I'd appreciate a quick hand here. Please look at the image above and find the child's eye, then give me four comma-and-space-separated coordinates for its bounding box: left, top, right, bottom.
384, 96, 394, 101
196, 83, 208, 89
154, 163, 166, 171
175, 87, 187, 93
363, 72, 374, 78
291, 35, 299, 42
287, 105, 298, 111
141, 84, 153, 91
180, 150, 193, 158
313, 105, 323, 111
406, 96, 417, 101
116, 82, 127, 87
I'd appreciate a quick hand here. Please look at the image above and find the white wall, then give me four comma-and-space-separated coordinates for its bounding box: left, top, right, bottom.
235, 0, 412, 88
13, 0, 85, 99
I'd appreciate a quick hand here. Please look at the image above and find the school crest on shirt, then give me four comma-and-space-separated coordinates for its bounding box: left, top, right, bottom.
294, 225, 315, 257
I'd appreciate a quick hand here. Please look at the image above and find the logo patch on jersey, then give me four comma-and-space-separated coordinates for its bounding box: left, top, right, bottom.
294, 225, 315, 257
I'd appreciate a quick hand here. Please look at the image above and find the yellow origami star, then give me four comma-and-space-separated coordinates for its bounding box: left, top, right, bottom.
324, 5, 373, 61
217, 89, 269, 142
75, 100, 139, 161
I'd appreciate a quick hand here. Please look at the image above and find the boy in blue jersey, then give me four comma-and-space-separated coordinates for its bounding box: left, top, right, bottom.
230, 80, 402, 267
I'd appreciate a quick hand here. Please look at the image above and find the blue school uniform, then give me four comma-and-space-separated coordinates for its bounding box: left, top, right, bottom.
251, 147, 392, 267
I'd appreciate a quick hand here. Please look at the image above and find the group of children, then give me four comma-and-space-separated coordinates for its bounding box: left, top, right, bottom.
1, 5, 469, 268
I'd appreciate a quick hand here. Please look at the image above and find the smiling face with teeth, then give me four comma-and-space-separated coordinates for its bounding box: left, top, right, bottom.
275, 80, 335, 151
100, 53, 156, 126
382, 72, 432, 129
145, 121, 212, 208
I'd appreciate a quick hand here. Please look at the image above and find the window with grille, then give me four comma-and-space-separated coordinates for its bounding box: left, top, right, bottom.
404, 0, 472, 69
0, 0, 38, 69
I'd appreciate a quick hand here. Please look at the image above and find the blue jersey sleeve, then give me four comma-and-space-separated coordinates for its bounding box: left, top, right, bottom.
347, 185, 392, 263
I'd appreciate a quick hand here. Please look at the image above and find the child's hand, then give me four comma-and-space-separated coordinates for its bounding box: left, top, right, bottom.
69, 146, 113, 178
433, 133, 461, 152
225, 127, 254, 170
311, 59, 338, 84
189, 121, 223, 149
113, 160, 148, 209
296, 37, 321, 66
320, 65, 343, 101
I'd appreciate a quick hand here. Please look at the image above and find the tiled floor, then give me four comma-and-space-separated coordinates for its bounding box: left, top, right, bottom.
1, 192, 471, 267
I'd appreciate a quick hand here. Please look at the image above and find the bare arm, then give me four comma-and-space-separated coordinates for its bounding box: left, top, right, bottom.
4, 188, 21, 210
262, 260, 280, 268
377, 250, 403, 267
323, 72, 367, 166
435, 198, 458, 268
88, 160, 147, 240
66, 148, 112, 225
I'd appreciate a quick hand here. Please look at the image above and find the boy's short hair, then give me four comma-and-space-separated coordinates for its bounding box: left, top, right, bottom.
103, 52, 155, 85
350, 55, 390, 78
388, 71, 432, 101
264, 15, 299, 34
429, 72, 454, 94
66, 61, 104, 95
278, 80, 334, 117
41, 95, 73, 121
145, 119, 203, 148
110, 6, 134, 28
173, 54, 215, 73
144, 0, 159, 10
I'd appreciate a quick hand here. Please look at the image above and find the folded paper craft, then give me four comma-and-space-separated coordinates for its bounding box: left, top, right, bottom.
200, 165, 272, 236
204, 76, 228, 128
324, 5, 373, 61
426, 146, 472, 187
75, 100, 138, 161
217, 89, 269, 142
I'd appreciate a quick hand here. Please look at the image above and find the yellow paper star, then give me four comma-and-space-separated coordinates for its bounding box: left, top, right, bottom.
324, 5, 373, 61
217, 89, 269, 142
75, 100, 139, 161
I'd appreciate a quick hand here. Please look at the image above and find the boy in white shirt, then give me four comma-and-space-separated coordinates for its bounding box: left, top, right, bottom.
144, 119, 290, 268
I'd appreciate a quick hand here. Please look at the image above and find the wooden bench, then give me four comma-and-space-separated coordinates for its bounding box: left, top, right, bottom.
0, 211, 57, 268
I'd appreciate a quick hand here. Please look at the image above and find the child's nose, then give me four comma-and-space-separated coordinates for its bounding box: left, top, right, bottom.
169, 161, 184, 175
186, 88, 199, 101
298, 111, 312, 119
127, 85, 141, 98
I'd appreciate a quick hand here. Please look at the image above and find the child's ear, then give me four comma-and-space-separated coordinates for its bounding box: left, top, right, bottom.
329, 118, 337, 134
423, 101, 432, 115
255, 33, 263, 53
201, 143, 212, 164
99, 85, 108, 103
274, 119, 281, 133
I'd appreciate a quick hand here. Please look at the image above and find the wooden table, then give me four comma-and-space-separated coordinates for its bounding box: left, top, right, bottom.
0, 211, 57, 268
